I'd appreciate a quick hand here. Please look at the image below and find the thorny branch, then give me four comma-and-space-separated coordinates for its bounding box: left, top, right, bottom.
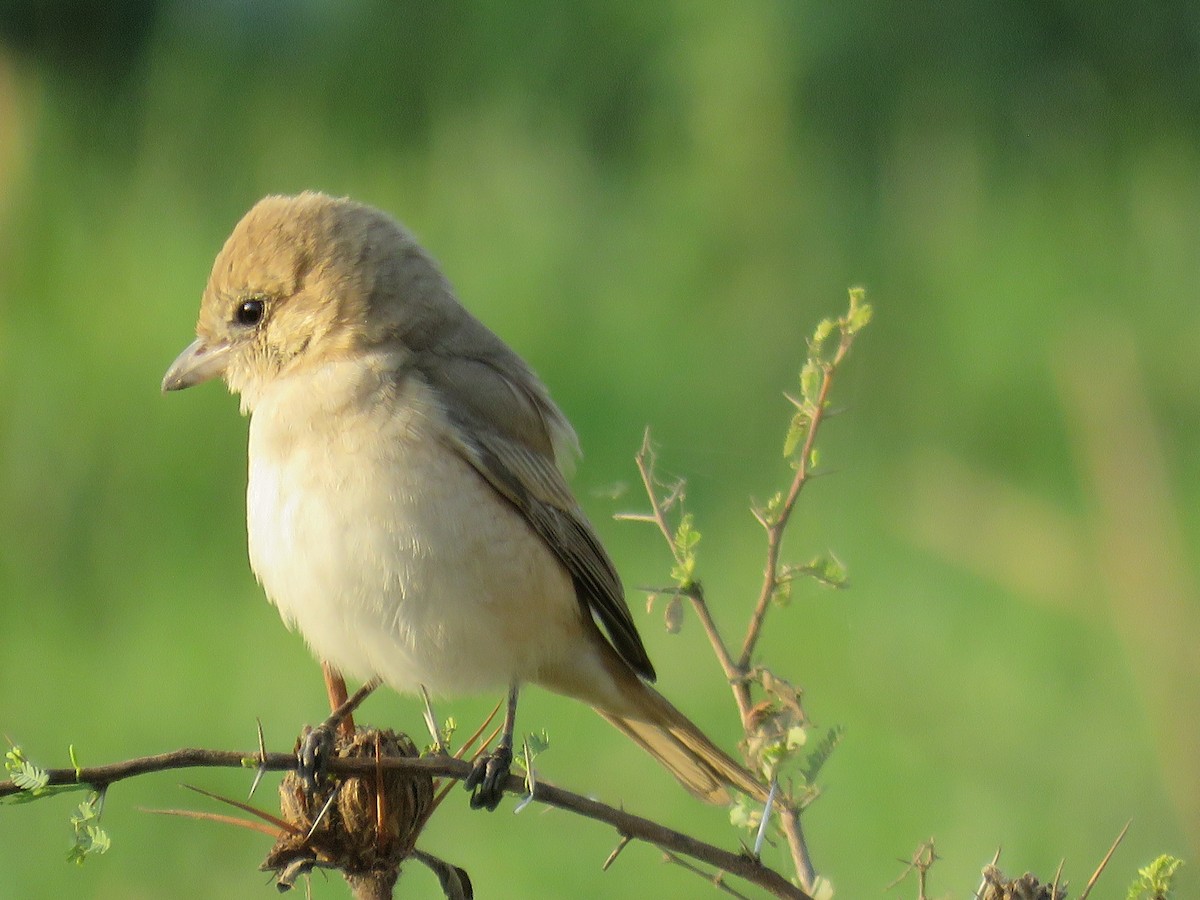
0, 746, 811, 900
736, 319, 854, 678
623, 291, 871, 897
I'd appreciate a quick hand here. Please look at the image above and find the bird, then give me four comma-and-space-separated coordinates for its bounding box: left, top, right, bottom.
162, 192, 765, 809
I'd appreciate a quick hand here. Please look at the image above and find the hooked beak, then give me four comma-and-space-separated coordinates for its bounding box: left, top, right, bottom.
161, 338, 232, 392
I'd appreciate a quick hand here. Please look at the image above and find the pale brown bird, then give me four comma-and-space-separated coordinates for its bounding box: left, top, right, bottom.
162, 192, 764, 809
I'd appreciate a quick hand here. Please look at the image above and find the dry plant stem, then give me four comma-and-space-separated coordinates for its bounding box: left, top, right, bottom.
780, 808, 817, 892
1, 749, 811, 900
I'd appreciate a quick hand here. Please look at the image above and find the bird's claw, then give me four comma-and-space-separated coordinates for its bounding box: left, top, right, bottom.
464, 744, 512, 811
298, 723, 335, 793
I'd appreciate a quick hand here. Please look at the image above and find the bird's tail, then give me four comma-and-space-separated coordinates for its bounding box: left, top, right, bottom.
595, 681, 767, 805
538, 631, 767, 805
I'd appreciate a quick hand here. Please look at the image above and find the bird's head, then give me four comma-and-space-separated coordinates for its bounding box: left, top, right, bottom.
162, 192, 458, 409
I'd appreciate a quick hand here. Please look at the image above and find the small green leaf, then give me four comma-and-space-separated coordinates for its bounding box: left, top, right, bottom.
524, 730, 551, 756
771, 578, 792, 608
782, 412, 807, 459
1128, 855, 1184, 900
67, 793, 110, 865
669, 558, 695, 586
844, 287, 873, 334
11, 760, 49, 792
799, 725, 845, 785
758, 491, 788, 528
670, 514, 700, 587
785, 726, 808, 751
799, 553, 848, 588
673, 514, 700, 554
728, 795, 762, 832
799, 359, 821, 407
811, 317, 834, 350
5, 746, 49, 794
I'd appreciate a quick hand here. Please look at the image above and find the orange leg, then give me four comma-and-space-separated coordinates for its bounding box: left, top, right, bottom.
321, 661, 355, 737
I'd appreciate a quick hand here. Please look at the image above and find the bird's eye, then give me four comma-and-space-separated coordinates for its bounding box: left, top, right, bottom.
235, 298, 265, 327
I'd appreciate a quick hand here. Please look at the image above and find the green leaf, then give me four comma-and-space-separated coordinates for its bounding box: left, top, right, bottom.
11, 760, 49, 792
799, 358, 821, 407
799, 725, 845, 785
810, 317, 834, 354
782, 412, 807, 459
670, 514, 700, 587
5, 746, 49, 794
67, 793, 110, 865
1127, 855, 1184, 900
524, 729, 551, 756
728, 795, 763, 832
771, 578, 792, 607
673, 514, 700, 553
844, 287, 873, 334
792, 553, 848, 589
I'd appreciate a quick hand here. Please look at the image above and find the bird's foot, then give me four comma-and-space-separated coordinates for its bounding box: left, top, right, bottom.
297, 723, 335, 793
297, 677, 382, 791
464, 744, 512, 811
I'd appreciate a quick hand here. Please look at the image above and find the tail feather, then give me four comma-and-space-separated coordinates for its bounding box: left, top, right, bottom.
597, 685, 768, 805
539, 631, 767, 804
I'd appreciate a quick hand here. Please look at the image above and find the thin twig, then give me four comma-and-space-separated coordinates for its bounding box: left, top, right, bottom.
633, 431, 743, 707
661, 849, 756, 900
736, 328, 853, 676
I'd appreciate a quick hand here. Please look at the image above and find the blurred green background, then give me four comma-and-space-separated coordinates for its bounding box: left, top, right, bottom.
1, 2, 1197, 897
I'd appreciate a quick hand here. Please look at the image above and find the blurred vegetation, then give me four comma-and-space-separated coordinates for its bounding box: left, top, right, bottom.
1, 1, 1198, 897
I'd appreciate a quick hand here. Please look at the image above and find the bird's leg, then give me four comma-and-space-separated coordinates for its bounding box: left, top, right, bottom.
322, 661, 354, 737
465, 682, 519, 811
298, 669, 382, 792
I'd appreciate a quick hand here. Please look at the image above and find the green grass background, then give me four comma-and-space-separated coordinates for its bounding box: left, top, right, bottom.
1, 2, 1197, 897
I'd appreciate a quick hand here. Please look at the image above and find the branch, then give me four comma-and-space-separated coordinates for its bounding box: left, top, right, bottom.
1, 747, 811, 900
736, 318, 854, 674
631, 429, 745, 716
623, 290, 872, 899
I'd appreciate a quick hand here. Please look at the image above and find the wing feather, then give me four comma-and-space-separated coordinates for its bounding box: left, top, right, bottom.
420, 351, 656, 682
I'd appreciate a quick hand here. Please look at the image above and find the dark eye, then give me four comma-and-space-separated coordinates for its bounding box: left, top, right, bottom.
235, 298, 265, 326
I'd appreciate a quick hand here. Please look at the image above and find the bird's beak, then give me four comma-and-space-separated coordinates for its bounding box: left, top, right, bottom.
161, 338, 232, 392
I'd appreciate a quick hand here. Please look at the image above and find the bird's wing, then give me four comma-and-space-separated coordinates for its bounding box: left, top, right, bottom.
421, 350, 656, 682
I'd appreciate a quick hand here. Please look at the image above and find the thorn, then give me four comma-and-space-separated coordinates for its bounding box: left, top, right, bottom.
1078, 819, 1131, 900
753, 781, 778, 858
372, 734, 386, 854
974, 848, 1003, 900
304, 784, 341, 842
248, 718, 268, 800
602, 835, 632, 871
420, 685, 443, 753
1051, 858, 1065, 899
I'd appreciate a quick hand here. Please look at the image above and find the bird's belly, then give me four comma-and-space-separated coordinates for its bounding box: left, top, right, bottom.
246, 417, 585, 697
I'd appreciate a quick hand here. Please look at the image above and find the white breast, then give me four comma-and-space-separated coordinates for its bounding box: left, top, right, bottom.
244, 353, 588, 697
